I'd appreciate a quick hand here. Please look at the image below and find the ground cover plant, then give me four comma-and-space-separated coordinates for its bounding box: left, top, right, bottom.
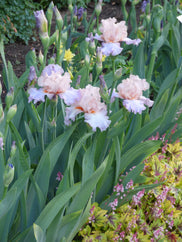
0, 0, 182, 241
76, 136, 182, 241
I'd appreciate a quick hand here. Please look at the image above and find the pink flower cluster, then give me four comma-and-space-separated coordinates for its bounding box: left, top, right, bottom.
132, 189, 145, 206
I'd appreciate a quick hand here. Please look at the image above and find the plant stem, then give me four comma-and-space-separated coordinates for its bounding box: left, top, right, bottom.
108, 57, 116, 113
2, 187, 8, 199
56, 31, 62, 64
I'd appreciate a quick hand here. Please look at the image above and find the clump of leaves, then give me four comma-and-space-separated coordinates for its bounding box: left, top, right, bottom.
75, 135, 182, 241
0, 0, 39, 44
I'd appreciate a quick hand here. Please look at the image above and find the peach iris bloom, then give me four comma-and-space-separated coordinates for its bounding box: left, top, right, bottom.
28, 64, 80, 104
65, 85, 111, 132
38, 64, 71, 97
99, 18, 127, 43
112, 75, 153, 114
94, 18, 141, 56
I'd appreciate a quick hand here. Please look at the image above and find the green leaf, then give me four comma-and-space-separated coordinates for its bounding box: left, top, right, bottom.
107, 119, 127, 139
122, 163, 145, 187
24, 121, 36, 149
82, 139, 97, 184
67, 198, 91, 241
123, 116, 163, 152
0, 188, 17, 219
24, 184, 80, 241
0, 170, 32, 219
133, 42, 145, 78
119, 140, 161, 174
96, 144, 115, 202
171, 25, 180, 66
67, 132, 93, 186
114, 136, 121, 185
55, 198, 91, 241
150, 89, 169, 121
36, 184, 80, 230
66, 160, 107, 214
27, 124, 77, 226
33, 224, 46, 242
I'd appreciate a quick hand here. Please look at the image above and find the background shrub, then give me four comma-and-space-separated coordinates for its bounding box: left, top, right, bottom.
0, 0, 39, 44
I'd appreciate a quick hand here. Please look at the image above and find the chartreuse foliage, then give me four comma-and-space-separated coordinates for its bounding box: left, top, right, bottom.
76, 141, 182, 241
0, 0, 182, 241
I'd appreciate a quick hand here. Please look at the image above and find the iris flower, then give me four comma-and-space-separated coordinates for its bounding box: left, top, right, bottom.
64, 84, 111, 132
112, 74, 153, 114
28, 64, 80, 104
94, 18, 141, 56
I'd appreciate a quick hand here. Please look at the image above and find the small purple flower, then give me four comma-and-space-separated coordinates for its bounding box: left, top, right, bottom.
153, 227, 164, 239
56, 171, 63, 182
74, 6, 85, 21
8, 163, 14, 169
125, 179, 134, 190
132, 189, 145, 206
141, 0, 149, 13
109, 198, 118, 210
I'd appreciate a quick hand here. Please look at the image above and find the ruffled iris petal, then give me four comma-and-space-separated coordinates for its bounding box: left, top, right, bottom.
64, 106, 83, 125
28, 87, 45, 104
84, 110, 111, 132
139, 96, 154, 107
101, 43, 123, 56
60, 88, 81, 105
123, 99, 146, 114
123, 38, 141, 46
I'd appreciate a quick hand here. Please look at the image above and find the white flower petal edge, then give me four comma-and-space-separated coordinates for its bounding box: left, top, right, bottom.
123, 99, 146, 114
28, 87, 45, 104
60, 88, 81, 105
101, 42, 123, 56
139, 96, 154, 107
64, 106, 82, 125
93, 33, 103, 41
84, 110, 111, 132
123, 38, 142, 46
177, 15, 182, 23
110, 89, 120, 103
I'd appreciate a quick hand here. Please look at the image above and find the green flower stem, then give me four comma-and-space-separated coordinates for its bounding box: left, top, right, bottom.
152, 0, 156, 8
43, 47, 48, 68
41, 98, 48, 152
56, 32, 62, 64
96, 15, 99, 33
52, 96, 58, 140
108, 57, 116, 113
2, 187, 8, 200
86, 9, 96, 34
2, 121, 9, 164
121, 0, 128, 22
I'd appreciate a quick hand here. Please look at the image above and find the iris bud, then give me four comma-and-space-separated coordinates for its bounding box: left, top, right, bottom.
5, 87, 14, 109
6, 104, 17, 123
3, 164, 14, 188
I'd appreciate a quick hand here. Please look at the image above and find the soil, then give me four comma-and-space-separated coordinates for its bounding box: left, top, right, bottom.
0, 1, 142, 103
